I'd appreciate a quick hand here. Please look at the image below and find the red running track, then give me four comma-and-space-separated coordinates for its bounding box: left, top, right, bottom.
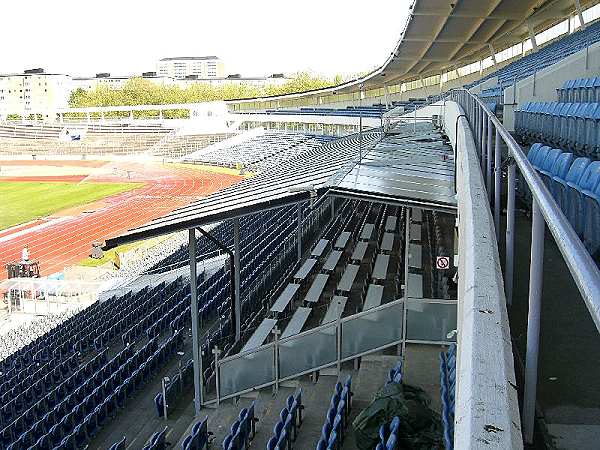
0, 162, 242, 280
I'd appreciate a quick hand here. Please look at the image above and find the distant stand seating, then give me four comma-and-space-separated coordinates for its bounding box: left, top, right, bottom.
469, 19, 600, 92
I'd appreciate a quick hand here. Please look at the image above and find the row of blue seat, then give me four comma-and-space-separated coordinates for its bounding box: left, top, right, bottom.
27, 333, 182, 450
525, 144, 600, 255
181, 416, 213, 450
266, 390, 304, 450
557, 77, 600, 103
316, 376, 352, 450
470, 19, 600, 90
0, 350, 108, 445
0, 353, 79, 420
515, 102, 600, 157
440, 344, 457, 450
222, 402, 258, 450
376, 416, 401, 450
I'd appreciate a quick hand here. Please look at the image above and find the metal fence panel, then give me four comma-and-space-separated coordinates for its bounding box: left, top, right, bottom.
341, 300, 404, 358
405, 299, 457, 342
279, 323, 337, 379
218, 344, 275, 397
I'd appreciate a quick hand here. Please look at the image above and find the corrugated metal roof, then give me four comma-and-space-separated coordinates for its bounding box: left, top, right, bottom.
104, 130, 383, 248
105, 122, 456, 249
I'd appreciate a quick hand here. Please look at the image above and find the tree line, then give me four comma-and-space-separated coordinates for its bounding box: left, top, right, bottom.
67, 72, 346, 118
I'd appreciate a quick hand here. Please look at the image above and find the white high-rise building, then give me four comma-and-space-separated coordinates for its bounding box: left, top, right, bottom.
157, 56, 225, 79
0, 69, 71, 119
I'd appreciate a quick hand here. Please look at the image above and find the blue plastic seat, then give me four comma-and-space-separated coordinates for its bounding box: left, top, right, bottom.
583, 179, 600, 256
552, 156, 591, 207
567, 161, 600, 234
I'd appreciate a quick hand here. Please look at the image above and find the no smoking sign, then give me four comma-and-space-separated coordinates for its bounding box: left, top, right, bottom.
436, 256, 450, 270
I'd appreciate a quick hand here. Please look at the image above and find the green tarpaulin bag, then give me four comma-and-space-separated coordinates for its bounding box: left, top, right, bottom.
352, 382, 442, 450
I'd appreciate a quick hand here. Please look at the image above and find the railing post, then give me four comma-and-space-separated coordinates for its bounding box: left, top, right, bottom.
481, 110, 487, 171
494, 127, 502, 239
487, 117, 493, 200
523, 199, 545, 444
506, 163, 516, 305
273, 326, 281, 394
213, 346, 221, 407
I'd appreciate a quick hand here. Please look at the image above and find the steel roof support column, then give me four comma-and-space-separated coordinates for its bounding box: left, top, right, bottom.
188, 228, 203, 416
523, 199, 544, 444
575, 0, 586, 29
488, 43, 498, 69
527, 22, 539, 52
233, 218, 242, 342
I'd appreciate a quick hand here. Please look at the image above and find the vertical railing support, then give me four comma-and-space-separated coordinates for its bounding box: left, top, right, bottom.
506, 163, 516, 306
273, 326, 281, 394
523, 199, 545, 444
481, 110, 487, 170
213, 346, 221, 407
494, 127, 502, 239
487, 118, 493, 200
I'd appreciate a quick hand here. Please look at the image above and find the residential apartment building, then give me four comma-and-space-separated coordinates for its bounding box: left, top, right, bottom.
156, 56, 225, 79
71, 73, 174, 91
0, 69, 71, 119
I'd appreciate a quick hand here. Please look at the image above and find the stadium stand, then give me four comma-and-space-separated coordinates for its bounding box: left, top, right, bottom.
471, 19, 600, 97
8, 2, 600, 449
184, 130, 334, 172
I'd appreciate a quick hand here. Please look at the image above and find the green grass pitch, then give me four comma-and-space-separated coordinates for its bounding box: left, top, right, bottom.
0, 181, 142, 231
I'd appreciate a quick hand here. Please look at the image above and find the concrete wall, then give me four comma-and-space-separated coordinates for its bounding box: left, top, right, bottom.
443, 101, 523, 449
503, 41, 600, 130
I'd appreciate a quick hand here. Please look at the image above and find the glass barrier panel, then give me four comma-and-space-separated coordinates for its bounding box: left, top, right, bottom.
341, 300, 404, 359
218, 344, 275, 398
279, 323, 337, 379
405, 300, 457, 342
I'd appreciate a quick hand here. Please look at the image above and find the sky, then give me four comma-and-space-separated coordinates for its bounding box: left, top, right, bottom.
0, 0, 410, 79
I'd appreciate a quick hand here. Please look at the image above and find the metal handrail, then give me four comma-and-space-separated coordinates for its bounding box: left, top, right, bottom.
449, 88, 600, 445
452, 88, 600, 330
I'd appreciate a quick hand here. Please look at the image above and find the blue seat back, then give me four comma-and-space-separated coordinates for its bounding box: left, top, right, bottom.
565, 157, 592, 184
579, 161, 600, 191
540, 148, 562, 172
550, 152, 574, 179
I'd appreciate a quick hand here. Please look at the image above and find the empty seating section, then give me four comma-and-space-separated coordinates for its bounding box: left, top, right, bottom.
0, 311, 81, 362
522, 142, 600, 259
469, 19, 600, 93
316, 377, 352, 450
0, 122, 175, 155
440, 344, 457, 450
557, 77, 600, 102
0, 275, 193, 449
256, 96, 440, 118
515, 101, 600, 158
184, 131, 332, 172
221, 403, 258, 450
